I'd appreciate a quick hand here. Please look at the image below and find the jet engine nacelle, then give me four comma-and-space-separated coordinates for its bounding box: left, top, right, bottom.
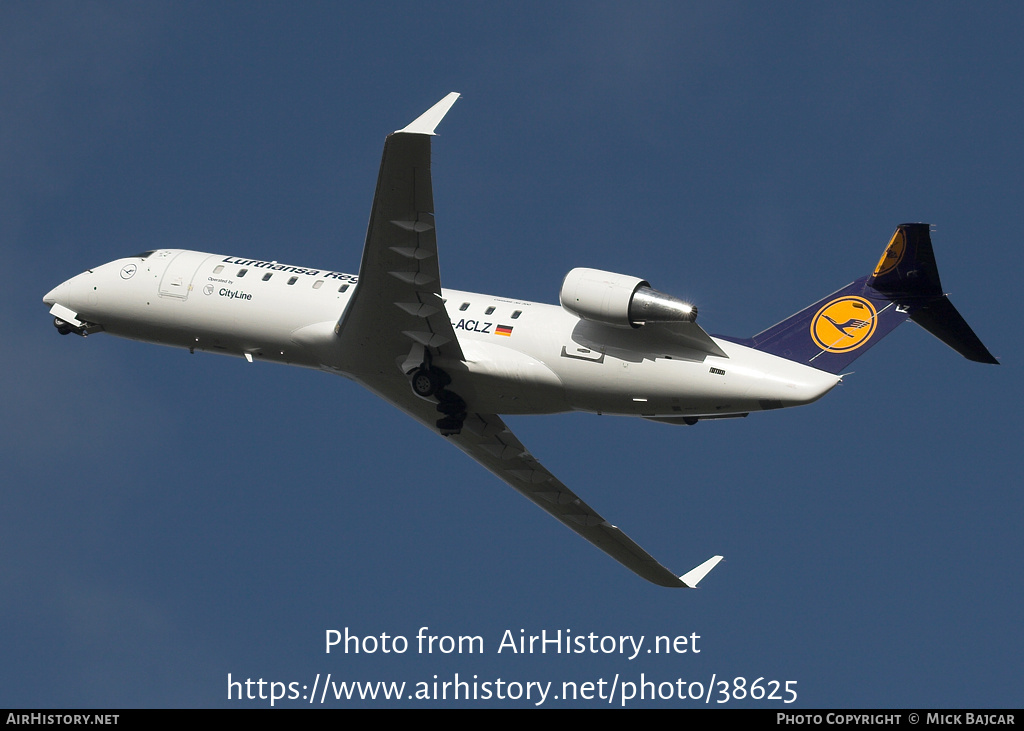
559, 267, 697, 329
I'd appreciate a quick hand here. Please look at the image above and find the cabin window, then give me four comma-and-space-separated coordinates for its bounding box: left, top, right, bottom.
262, 273, 273, 281
339, 284, 350, 293
287, 276, 298, 286
213, 265, 224, 274
511, 310, 522, 319
459, 302, 470, 311
313, 280, 324, 290
485, 306, 495, 315
237, 269, 248, 277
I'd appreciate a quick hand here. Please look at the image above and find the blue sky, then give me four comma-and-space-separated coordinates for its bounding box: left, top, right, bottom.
3, 2, 1021, 708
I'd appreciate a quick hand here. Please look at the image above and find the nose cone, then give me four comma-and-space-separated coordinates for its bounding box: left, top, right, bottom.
43, 281, 67, 307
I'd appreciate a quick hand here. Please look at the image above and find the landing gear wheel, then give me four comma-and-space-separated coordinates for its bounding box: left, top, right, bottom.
411, 367, 442, 398
435, 391, 467, 415
54, 318, 72, 336
436, 416, 464, 436
433, 387, 467, 435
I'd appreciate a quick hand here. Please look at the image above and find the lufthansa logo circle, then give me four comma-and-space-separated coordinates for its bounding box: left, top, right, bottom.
120, 264, 137, 280
810, 296, 877, 353
873, 229, 905, 277
203, 284, 215, 295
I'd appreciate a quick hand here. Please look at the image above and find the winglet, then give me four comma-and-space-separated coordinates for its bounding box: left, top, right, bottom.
679, 555, 724, 588
396, 92, 460, 135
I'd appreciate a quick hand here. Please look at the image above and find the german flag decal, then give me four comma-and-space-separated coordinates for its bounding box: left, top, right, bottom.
495, 325, 513, 337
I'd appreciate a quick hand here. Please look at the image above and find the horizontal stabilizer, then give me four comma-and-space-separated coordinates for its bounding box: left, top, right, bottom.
909, 297, 999, 364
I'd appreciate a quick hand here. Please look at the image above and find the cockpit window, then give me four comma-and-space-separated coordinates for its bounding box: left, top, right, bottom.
131, 250, 155, 260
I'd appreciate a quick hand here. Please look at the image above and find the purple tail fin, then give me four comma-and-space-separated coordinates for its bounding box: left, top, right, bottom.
727, 224, 997, 374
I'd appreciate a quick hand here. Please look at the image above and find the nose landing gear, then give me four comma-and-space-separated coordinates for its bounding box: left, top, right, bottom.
53, 317, 89, 336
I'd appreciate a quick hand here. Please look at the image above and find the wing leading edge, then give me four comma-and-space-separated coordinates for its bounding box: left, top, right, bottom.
335, 93, 464, 376
336, 94, 722, 587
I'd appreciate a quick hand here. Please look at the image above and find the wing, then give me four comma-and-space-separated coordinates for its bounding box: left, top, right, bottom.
335, 92, 464, 377
359, 374, 723, 588
336, 94, 722, 587
452, 412, 724, 588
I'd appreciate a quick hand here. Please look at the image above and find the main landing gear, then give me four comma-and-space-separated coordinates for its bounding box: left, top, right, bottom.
411, 366, 445, 398
410, 365, 467, 437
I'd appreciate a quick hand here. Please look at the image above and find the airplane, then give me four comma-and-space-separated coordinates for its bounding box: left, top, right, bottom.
42, 92, 998, 589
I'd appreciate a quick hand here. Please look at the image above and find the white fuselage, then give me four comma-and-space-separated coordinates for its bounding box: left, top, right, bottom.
44, 249, 840, 420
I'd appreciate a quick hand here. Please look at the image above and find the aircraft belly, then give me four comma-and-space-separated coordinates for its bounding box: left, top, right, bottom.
547, 341, 839, 418
557, 359, 743, 416
715, 341, 841, 407
446, 337, 569, 414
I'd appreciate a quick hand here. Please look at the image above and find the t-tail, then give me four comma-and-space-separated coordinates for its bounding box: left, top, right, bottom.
734, 224, 998, 374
